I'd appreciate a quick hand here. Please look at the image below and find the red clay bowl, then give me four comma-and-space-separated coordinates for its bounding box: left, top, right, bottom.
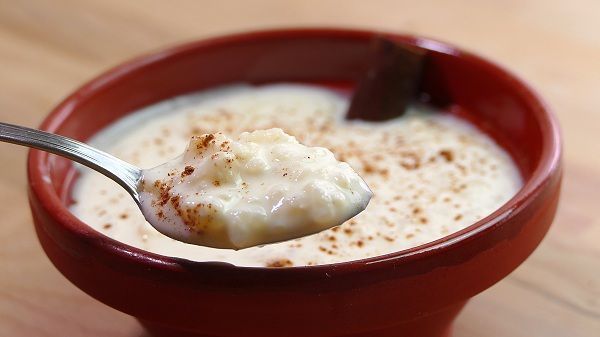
27, 28, 562, 337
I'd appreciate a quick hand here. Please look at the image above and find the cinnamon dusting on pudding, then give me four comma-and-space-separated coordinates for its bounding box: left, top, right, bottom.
138, 129, 371, 249
181, 165, 195, 177
439, 149, 454, 162
71, 84, 521, 267
266, 259, 293, 268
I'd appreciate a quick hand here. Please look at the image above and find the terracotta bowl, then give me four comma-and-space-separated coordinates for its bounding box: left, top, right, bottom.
27, 28, 562, 337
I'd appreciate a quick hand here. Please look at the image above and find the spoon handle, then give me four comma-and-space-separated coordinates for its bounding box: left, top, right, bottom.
0, 122, 142, 203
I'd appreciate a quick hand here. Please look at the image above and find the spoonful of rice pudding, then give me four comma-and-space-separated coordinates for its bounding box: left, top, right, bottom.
0, 123, 372, 249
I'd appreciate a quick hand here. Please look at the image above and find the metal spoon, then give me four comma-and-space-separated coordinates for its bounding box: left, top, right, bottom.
0, 122, 372, 250
0, 122, 142, 206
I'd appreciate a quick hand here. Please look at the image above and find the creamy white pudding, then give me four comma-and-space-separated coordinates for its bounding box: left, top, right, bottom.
71, 84, 522, 267
139, 129, 372, 249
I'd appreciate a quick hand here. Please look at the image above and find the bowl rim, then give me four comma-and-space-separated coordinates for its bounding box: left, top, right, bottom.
27, 27, 562, 275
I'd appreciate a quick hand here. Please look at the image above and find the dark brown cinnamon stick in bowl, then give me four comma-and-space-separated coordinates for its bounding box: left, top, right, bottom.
347, 37, 427, 121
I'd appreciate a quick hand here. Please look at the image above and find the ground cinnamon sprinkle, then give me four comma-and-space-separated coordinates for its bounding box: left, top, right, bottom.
181, 165, 195, 177
170, 195, 181, 209
102, 223, 112, 229
439, 149, 454, 162
266, 259, 293, 268
220, 140, 230, 150
363, 163, 376, 174
151, 179, 174, 207
202, 133, 215, 147
192, 133, 217, 150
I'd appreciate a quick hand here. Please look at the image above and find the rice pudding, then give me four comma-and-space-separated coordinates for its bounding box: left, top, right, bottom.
139, 128, 372, 249
71, 84, 522, 267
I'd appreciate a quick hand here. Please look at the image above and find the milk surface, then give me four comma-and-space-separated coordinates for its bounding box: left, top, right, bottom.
71, 84, 522, 267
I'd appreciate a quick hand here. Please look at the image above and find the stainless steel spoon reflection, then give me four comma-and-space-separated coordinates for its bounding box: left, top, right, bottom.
0, 122, 142, 205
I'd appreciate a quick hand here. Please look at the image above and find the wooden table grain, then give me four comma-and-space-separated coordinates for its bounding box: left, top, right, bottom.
0, 1, 598, 336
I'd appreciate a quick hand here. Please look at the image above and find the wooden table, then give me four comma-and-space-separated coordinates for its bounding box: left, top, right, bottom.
0, 1, 598, 336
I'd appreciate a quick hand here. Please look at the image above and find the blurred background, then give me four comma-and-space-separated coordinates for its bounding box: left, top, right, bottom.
0, 1, 598, 336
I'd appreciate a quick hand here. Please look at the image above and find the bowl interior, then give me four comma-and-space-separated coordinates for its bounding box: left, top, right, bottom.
37, 29, 554, 264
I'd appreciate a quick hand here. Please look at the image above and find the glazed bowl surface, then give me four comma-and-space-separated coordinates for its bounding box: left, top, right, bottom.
27, 28, 562, 337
